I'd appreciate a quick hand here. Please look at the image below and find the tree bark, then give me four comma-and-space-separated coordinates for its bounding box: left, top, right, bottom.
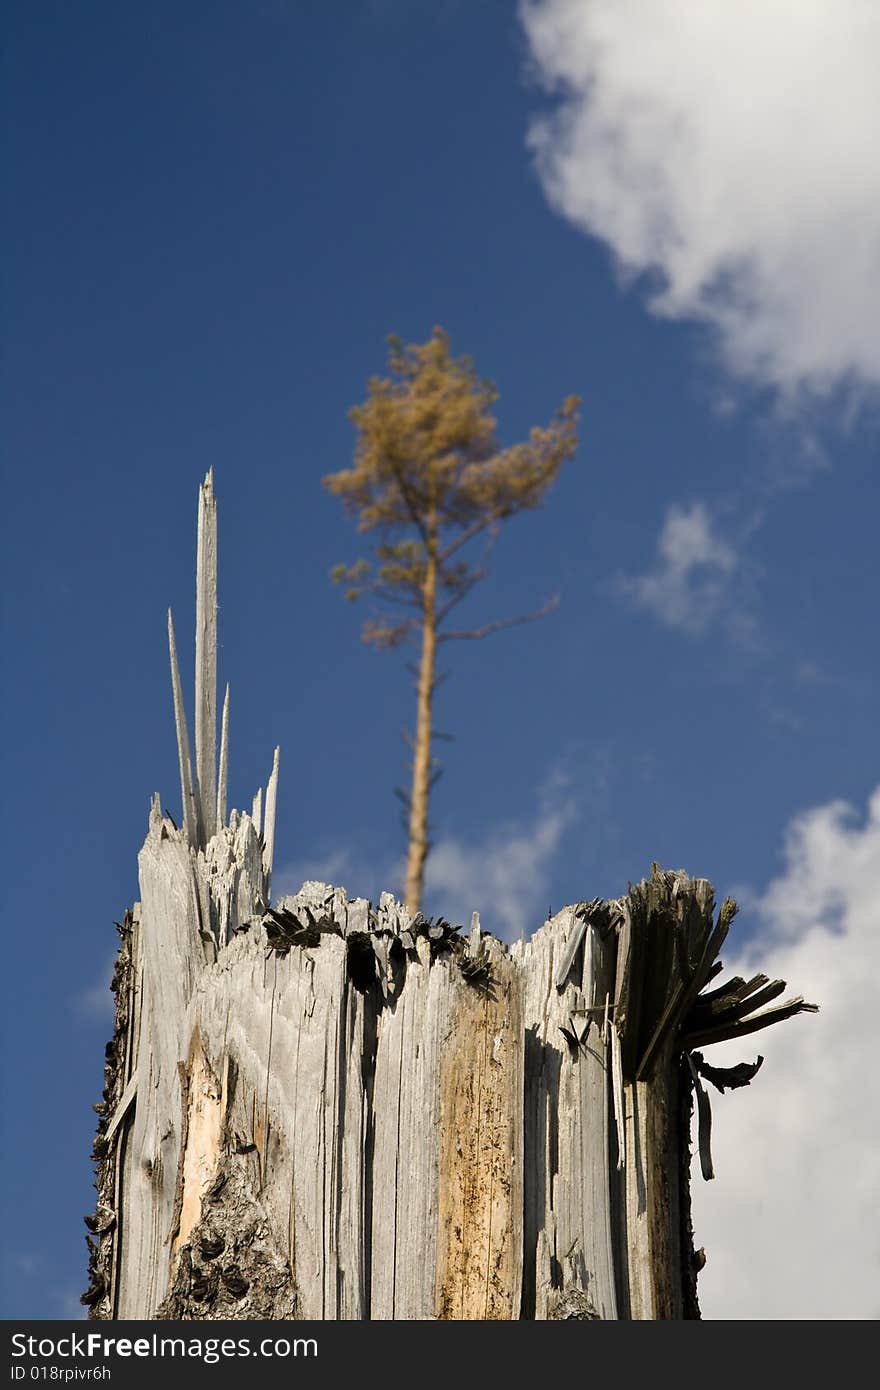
404, 537, 437, 913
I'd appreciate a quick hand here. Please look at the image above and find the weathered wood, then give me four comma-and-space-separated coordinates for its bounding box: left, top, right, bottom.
263, 746, 279, 879
115, 801, 204, 1318
203, 808, 268, 948
194, 468, 217, 846
83, 906, 140, 1319
513, 903, 619, 1320
103, 1073, 138, 1149
167, 611, 198, 846
107, 804, 270, 1319
683, 995, 819, 1051
435, 937, 522, 1320
216, 682, 229, 835
193, 884, 367, 1319
86, 473, 818, 1321
89, 838, 818, 1319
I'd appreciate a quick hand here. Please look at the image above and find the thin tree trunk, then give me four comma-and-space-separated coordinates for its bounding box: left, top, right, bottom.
404, 538, 438, 913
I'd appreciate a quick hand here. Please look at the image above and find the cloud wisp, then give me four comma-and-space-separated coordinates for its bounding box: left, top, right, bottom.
275, 768, 582, 942
521, 0, 880, 400
691, 786, 880, 1319
422, 768, 578, 941
619, 501, 739, 636
73, 956, 116, 1023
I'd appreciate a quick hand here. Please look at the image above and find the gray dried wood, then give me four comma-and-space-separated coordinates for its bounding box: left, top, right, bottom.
90, 830, 817, 1321
262, 746, 279, 879
194, 468, 217, 845
167, 610, 198, 847
86, 474, 818, 1322
216, 683, 229, 835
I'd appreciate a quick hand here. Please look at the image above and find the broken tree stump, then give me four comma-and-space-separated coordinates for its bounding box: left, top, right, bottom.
84, 474, 816, 1320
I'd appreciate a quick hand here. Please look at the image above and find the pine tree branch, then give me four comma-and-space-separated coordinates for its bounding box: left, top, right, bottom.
438, 594, 560, 643
436, 570, 485, 623
388, 460, 430, 545
438, 516, 495, 565
436, 525, 499, 622
371, 585, 424, 611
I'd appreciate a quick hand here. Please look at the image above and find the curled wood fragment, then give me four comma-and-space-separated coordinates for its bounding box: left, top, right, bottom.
686, 1053, 715, 1182
691, 1051, 764, 1094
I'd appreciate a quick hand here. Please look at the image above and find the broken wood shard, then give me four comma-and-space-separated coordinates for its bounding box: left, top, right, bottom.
165, 475, 278, 856
167, 609, 198, 847
262, 746, 279, 880
194, 468, 218, 846
216, 683, 229, 836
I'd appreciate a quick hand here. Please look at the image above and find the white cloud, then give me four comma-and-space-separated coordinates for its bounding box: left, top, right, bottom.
620, 501, 742, 635
73, 956, 115, 1023
521, 0, 880, 397
274, 768, 583, 940
691, 787, 880, 1319
422, 768, 577, 940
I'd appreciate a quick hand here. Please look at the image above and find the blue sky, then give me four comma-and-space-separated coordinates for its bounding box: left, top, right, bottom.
2, 1, 878, 1320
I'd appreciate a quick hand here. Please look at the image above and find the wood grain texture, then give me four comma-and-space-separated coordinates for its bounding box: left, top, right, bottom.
115, 803, 204, 1318
513, 903, 620, 1320
262, 746, 279, 880
86, 477, 818, 1320
435, 938, 522, 1320
89, 850, 815, 1320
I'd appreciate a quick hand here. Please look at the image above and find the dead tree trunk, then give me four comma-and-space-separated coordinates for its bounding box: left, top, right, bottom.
83, 474, 816, 1321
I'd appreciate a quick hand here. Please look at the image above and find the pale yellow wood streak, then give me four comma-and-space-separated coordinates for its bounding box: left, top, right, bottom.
436, 942, 522, 1320
173, 1038, 225, 1254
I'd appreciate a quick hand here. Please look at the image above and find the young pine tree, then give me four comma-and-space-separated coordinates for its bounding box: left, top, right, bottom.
324, 327, 579, 913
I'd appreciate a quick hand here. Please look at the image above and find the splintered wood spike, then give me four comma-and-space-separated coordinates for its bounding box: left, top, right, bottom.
194, 468, 217, 846
216, 683, 230, 835
167, 608, 198, 846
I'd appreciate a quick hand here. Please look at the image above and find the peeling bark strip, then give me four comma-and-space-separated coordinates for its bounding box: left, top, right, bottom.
83, 908, 140, 1319
85, 475, 817, 1320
